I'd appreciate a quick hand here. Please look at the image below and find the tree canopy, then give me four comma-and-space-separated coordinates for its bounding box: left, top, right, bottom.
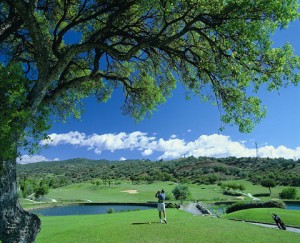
0, 1, 299, 157
261, 178, 277, 195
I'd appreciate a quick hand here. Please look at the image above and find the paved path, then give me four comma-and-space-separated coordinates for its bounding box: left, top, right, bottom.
251, 223, 300, 234
181, 203, 300, 234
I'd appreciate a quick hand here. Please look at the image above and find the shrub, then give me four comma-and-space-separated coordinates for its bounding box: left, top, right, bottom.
165, 192, 173, 201
106, 208, 115, 214
223, 190, 243, 196
253, 193, 270, 197
172, 184, 191, 203
226, 200, 285, 214
166, 203, 180, 209
279, 187, 297, 199
220, 183, 246, 191
238, 184, 246, 191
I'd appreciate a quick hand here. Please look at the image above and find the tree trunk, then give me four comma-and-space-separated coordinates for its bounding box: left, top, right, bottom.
0, 158, 41, 243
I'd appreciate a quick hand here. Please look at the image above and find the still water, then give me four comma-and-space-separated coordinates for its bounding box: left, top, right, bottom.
286, 203, 300, 210
208, 202, 300, 215
29, 204, 154, 216
29, 202, 300, 217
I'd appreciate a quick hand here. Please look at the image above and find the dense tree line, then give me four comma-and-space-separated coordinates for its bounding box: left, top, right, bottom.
17, 157, 300, 189
18, 178, 49, 199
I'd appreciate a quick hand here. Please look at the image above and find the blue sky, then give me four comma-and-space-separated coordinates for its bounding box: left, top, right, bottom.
18, 20, 300, 164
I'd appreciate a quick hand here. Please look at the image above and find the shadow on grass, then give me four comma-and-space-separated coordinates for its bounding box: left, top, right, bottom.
132, 222, 161, 225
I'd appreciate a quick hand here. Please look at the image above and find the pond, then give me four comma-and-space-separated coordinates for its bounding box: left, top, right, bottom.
286, 203, 300, 210
29, 204, 155, 216
207, 202, 300, 215
28, 202, 300, 217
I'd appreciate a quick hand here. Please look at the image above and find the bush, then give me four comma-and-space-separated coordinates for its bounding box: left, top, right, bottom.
223, 190, 243, 196
279, 187, 297, 199
106, 208, 115, 213
252, 193, 270, 197
172, 184, 191, 202
166, 203, 180, 209
220, 183, 246, 191
226, 200, 285, 214
165, 192, 173, 201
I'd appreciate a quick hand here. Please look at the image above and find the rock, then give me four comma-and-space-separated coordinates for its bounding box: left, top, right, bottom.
196, 203, 212, 215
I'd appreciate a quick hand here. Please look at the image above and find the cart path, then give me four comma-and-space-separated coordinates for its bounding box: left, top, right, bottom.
251, 222, 300, 233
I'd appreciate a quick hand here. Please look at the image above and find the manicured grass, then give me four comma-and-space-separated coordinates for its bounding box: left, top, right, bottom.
21, 181, 300, 242
222, 208, 300, 227
24, 180, 253, 205
45, 181, 178, 203
21, 180, 300, 211
224, 180, 300, 199
36, 209, 300, 243
186, 183, 231, 201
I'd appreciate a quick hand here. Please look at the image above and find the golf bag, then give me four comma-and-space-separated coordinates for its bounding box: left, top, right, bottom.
272, 214, 286, 230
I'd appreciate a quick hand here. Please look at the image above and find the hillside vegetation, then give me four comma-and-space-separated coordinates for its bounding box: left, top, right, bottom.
17, 157, 300, 187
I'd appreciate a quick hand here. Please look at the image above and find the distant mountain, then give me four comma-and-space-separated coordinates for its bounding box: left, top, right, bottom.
17, 156, 300, 187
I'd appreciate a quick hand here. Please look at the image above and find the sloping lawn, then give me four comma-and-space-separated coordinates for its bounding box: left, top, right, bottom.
222, 208, 300, 227
36, 209, 300, 243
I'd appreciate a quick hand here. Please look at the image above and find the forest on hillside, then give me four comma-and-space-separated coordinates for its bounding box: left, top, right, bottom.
17, 156, 300, 191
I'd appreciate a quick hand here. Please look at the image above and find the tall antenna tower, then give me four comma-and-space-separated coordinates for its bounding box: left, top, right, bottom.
255, 142, 259, 158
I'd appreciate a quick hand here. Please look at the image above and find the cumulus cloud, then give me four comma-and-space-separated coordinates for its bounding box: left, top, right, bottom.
40, 131, 86, 146
142, 149, 153, 156
40, 131, 300, 160
17, 155, 60, 164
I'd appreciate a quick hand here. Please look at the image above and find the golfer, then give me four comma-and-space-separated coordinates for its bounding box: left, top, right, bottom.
155, 189, 167, 223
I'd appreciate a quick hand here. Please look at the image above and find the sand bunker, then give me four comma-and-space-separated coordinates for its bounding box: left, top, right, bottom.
121, 190, 138, 194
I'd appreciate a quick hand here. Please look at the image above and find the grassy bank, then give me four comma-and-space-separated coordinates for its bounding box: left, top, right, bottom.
36, 209, 299, 243
222, 208, 300, 227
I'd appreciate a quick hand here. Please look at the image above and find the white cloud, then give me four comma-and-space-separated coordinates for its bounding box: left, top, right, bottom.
258, 145, 300, 159
156, 138, 188, 159
40, 131, 86, 146
142, 149, 153, 156
39, 131, 300, 161
120, 157, 126, 161
17, 155, 59, 164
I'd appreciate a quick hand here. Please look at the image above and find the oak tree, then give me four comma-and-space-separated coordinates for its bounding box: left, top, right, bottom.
0, 0, 299, 241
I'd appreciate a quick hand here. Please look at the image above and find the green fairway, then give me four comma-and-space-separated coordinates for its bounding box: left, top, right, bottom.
42, 181, 178, 203
22, 180, 272, 206
36, 209, 299, 243
21, 180, 300, 213
224, 180, 300, 199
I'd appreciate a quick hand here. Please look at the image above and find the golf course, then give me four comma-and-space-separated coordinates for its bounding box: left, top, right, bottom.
19, 180, 300, 243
